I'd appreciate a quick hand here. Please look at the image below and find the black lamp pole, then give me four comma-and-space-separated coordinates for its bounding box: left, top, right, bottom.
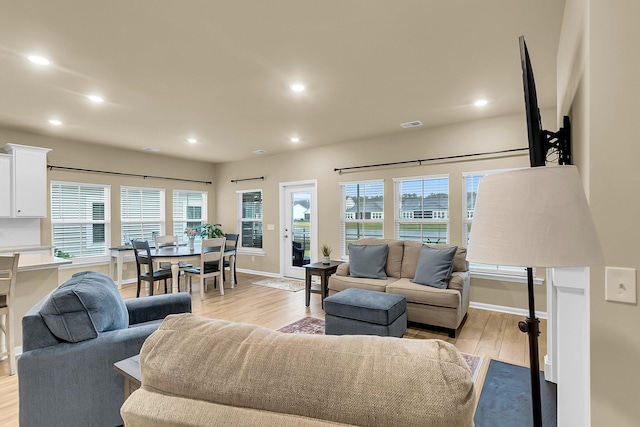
518, 267, 543, 427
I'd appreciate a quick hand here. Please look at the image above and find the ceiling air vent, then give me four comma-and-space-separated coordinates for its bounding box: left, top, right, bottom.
400, 120, 423, 129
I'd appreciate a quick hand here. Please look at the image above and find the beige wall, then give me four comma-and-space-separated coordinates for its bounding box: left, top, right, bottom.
558, 0, 640, 424
215, 110, 553, 312
0, 127, 216, 282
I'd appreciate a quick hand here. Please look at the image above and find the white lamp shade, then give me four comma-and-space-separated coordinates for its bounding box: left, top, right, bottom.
466, 165, 604, 268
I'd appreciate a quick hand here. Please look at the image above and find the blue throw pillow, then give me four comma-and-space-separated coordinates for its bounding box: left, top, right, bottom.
349, 244, 388, 279
39, 271, 129, 343
411, 245, 458, 289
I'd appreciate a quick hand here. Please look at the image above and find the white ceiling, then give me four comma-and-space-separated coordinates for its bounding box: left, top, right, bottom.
0, 1, 565, 164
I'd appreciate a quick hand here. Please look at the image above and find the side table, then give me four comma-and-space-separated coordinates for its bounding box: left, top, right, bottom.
303, 261, 343, 308
113, 354, 141, 400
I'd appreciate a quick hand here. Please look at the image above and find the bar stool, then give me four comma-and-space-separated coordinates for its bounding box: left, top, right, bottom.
0, 252, 19, 375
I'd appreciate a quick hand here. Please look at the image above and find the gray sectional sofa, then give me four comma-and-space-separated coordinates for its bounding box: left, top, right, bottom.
328, 238, 470, 337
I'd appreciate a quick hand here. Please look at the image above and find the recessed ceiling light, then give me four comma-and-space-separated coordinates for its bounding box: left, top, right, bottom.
87, 95, 104, 103
28, 55, 50, 66
290, 137, 300, 143
474, 99, 489, 107
291, 83, 306, 92
48, 119, 62, 126
253, 149, 267, 155
187, 138, 197, 144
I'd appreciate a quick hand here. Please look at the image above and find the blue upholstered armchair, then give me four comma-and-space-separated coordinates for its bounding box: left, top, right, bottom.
18, 271, 192, 427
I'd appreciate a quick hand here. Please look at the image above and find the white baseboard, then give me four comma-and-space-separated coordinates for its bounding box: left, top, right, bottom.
236, 268, 282, 278
469, 301, 547, 319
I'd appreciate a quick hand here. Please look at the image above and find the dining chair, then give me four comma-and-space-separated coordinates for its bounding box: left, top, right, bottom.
222, 233, 239, 284
0, 252, 19, 375
131, 240, 173, 297
184, 237, 226, 300
153, 235, 192, 290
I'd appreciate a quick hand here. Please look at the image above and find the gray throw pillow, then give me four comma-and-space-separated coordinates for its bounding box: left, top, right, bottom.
349, 244, 388, 279
411, 245, 458, 289
39, 271, 129, 343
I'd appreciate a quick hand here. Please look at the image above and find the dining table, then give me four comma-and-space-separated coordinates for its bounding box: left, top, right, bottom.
139, 244, 236, 295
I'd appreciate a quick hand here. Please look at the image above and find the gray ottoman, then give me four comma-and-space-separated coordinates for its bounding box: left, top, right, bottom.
324, 288, 407, 337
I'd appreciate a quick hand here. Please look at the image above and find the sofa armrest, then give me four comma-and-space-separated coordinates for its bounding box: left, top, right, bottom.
448, 271, 470, 294
125, 292, 192, 325
18, 322, 162, 427
335, 263, 350, 276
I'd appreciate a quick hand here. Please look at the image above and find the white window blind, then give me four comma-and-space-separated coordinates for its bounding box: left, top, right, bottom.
173, 190, 207, 243
463, 171, 526, 275
237, 189, 263, 252
51, 181, 111, 258
340, 180, 384, 256
121, 186, 165, 244
394, 175, 449, 244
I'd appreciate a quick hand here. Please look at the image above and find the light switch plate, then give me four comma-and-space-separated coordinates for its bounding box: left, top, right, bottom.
266, 224, 275, 231
605, 267, 636, 304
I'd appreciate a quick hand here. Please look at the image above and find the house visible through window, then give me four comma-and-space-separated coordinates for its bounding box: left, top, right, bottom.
463, 171, 526, 276
121, 186, 165, 243
340, 180, 384, 256
394, 175, 449, 244
173, 190, 207, 243
237, 189, 263, 253
51, 182, 111, 258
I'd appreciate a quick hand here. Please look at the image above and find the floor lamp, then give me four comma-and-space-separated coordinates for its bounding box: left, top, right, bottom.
466, 165, 604, 427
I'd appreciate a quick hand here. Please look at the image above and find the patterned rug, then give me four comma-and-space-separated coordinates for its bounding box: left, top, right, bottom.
278, 317, 482, 381
252, 278, 305, 292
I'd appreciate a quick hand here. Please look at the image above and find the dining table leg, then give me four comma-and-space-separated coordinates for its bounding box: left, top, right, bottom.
229, 255, 236, 288
171, 262, 180, 293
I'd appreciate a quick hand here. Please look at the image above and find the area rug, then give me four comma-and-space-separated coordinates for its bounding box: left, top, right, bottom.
474, 359, 557, 427
278, 317, 482, 381
252, 278, 305, 292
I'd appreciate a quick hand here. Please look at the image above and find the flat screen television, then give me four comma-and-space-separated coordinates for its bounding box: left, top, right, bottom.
519, 35, 571, 167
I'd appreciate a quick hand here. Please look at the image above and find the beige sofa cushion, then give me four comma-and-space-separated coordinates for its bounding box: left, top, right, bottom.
328, 273, 397, 293
386, 278, 461, 309
402, 241, 468, 279
130, 314, 475, 427
353, 238, 404, 279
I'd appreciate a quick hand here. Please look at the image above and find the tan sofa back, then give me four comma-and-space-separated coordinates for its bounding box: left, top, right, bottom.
122, 314, 475, 427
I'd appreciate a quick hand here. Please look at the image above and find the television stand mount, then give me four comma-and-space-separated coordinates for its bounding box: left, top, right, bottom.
543, 115, 571, 165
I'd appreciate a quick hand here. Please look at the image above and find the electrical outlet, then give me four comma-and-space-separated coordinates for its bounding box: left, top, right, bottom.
605, 267, 636, 304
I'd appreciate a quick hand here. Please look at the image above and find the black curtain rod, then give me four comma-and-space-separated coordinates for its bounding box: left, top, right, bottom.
48, 165, 212, 185
230, 176, 265, 183
334, 147, 529, 173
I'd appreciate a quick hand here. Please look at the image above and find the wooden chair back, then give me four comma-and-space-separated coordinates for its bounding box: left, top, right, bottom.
154, 235, 178, 249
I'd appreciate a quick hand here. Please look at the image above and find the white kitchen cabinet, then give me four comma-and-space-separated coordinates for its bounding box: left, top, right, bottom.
2, 144, 51, 218
0, 154, 11, 217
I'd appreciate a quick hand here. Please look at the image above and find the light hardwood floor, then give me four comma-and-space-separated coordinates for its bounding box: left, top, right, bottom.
0, 271, 546, 427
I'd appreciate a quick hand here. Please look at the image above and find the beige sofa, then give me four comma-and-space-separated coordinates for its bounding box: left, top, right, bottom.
121, 313, 476, 427
328, 238, 470, 337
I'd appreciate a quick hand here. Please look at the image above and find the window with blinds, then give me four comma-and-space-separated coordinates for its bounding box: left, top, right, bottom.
394, 175, 449, 244
121, 186, 165, 244
463, 171, 526, 276
173, 190, 207, 243
237, 189, 263, 252
340, 180, 384, 256
51, 182, 111, 258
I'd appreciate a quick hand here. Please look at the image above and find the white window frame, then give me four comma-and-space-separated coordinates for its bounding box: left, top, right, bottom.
236, 189, 264, 255
120, 186, 166, 244
462, 170, 543, 284
172, 190, 208, 244
50, 181, 111, 264
339, 179, 385, 257
393, 174, 450, 244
